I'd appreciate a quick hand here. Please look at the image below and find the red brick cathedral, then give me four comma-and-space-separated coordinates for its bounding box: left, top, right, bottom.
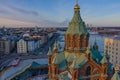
47, 0, 117, 80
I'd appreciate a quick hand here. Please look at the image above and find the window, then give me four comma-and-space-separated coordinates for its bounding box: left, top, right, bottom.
109, 47, 111, 49
113, 43, 114, 46
86, 66, 91, 76
116, 61, 118, 64
112, 59, 113, 62
116, 53, 118, 55
116, 44, 118, 46
109, 43, 111, 45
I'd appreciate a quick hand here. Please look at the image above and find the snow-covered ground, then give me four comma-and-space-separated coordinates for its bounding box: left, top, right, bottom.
0, 58, 48, 80
30, 75, 47, 80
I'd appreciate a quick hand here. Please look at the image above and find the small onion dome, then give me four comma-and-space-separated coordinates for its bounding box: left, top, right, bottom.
74, 4, 80, 9
115, 64, 119, 72
53, 41, 58, 50
47, 47, 52, 55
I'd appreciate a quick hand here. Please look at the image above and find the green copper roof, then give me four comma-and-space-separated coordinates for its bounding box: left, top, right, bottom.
52, 52, 67, 70
53, 41, 58, 50
70, 54, 88, 68
70, 59, 78, 68
111, 65, 120, 80
58, 60, 67, 70
47, 47, 52, 55
65, 5, 88, 35
52, 52, 66, 64
59, 71, 71, 80
86, 46, 91, 54
90, 48, 102, 63
100, 52, 108, 64
76, 54, 88, 68
66, 54, 74, 62
94, 39, 97, 46
15, 70, 32, 79
111, 72, 120, 80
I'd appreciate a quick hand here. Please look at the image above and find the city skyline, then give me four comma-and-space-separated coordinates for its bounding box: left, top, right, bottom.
0, 0, 120, 27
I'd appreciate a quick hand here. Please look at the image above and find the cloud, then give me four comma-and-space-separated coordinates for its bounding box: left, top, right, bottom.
0, 3, 39, 16
86, 12, 120, 27
0, 17, 36, 27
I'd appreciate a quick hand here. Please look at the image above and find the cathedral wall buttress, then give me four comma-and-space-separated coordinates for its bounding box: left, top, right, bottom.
48, 65, 52, 78
53, 64, 58, 74
48, 55, 53, 78
101, 64, 108, 75
48, 55, 52, 64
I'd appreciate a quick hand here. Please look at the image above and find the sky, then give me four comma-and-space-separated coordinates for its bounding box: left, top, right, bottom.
0, 0, 120, 27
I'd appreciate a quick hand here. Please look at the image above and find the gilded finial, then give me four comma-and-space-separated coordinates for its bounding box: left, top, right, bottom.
74, 0, 80, 9
54, 40, 58, 50
114, 64, 119, 72
86, 45, 91, 54
76, 0, 78, 4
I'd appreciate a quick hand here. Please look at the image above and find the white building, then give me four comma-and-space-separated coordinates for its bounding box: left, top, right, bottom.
17, 39, 27, 53
104, 37, 120, 68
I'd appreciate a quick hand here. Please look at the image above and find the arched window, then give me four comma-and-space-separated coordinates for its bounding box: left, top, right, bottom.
86, 66, 91, 76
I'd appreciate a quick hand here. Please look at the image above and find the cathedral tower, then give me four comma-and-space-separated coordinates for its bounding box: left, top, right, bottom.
64, 0, 89, 53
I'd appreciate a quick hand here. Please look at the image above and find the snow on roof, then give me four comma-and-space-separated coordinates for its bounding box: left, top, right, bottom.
30, 75, 48, 80
0, 58, 48, 80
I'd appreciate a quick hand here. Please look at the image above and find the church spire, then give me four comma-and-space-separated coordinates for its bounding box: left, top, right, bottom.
64, 0, 89, 52
74, 0, 80, 9
76, 0, 78, 4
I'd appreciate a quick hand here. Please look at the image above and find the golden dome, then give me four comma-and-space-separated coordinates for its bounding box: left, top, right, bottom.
114, 64, 119, 71
74, 4, 80, 9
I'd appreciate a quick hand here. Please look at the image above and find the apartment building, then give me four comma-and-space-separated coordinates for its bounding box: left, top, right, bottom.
104, 36, 120, 68
17, 39, 27, 53
0, 38, 15, 54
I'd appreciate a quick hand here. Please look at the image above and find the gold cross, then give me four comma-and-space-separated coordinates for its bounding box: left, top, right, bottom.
76, 0, 78, 4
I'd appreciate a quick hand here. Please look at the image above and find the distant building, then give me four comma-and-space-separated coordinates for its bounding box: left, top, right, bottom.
0, 37, 15, 54
104, 36, 120, 68
27, 39, 37, 52
27, 38, 41, 53
17, 39, 27, 53
40, 33, 48, 44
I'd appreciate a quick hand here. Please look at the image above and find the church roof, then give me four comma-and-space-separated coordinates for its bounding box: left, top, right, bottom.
76, 54, 88, 68
65, 1, 88, 35
58, 60, 67, 70
70, 59, 78, 68
47, 47, 52, 55
3, 59, 48, 80
52, 52, 65, 64
66, 53, 74, 62
100, 52, 108, 64
111, 72, 120, 80
111, 65, 120, 80
86, 46, 91, 54
59, 71, 71, 80
70, 54, 88, 68
52, 52, 67, 70
90, 48, 102, 63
